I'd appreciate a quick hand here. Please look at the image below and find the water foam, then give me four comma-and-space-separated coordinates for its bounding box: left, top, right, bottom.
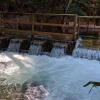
0, 52, 100, 100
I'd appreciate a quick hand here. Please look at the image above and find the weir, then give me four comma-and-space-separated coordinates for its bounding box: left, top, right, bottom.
0, 12, 100, 60
28, 40, 43, 55
73, 48, 100, 60
0, 12, 100, 100
50, 42, 66, 57
73, 38, 100, 60
5, 38, 68, 57
7, 39, 23, 52
0, 12, 77, 57
73, 16, 100, 61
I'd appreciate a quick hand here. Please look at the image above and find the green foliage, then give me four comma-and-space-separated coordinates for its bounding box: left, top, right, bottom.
96, 0, 100, 15
67, 0, 91, 15
0, 0, 99, 15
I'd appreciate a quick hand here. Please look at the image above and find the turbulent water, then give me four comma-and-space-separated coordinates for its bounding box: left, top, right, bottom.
73, 48, 100, 60
73, 38, 100, 60
0, 52, 100, 100
50, 47, 65, 57
7, 39, 22, 52
28, 44, 42, 55
6, 39, 66, 57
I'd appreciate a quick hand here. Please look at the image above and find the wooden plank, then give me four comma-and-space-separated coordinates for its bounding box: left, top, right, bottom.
32, 15, 35, 32
34, 13, 76, 16
33, 31, 74, 41
0, 28, 74, 41
74, 14, 78, 39
79, 25, 100, 33
0, 11, 76, 16
0, 28, 32, 33
35, 22, 74, 27
0, 28, 73, 36
0, 19, 75, 27
79, 15, 100, 19
79, 25, 100, 29
0, 19, 32, 25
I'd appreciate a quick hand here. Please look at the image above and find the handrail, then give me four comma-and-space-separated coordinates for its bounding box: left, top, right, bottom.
0, 19, 75, 27
35, 23, 74, 27
0, 11, 76, 16
0, 12, 76, 30
0, 11, 100, 18
79, 16, 100, 19
0, 11, 100, 41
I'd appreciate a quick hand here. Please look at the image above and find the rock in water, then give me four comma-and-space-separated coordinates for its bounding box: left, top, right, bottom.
24, 83, 49, 100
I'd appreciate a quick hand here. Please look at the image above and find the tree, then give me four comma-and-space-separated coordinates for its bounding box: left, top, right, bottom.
66, 0, 92, 15
96, 0, 100, 15
0, 0, 98, 15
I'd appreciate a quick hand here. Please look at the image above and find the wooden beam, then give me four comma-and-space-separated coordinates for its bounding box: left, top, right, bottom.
0, 28, 32, 33
79, 16, 100, 19
35, 22, 74, 27
33, 31, 74, 41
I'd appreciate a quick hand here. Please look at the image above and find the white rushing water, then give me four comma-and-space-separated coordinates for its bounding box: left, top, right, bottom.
73, 38, 100, 60
6, 39, 66, 57
28, 44, 42, 55
50, 47, 65, 57
7, 39, 22, 52
28, 44, 65, 57
0, 52, 100, 100
73, 48, 100, 60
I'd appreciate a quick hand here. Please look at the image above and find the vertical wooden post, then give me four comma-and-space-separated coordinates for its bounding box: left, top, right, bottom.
16, 14, 19, 32
98, 17, 100, 39
74, 15, 78, 40
77, 16, 80, 38
32, 14, 35, 34
0, 12, 1, 33
0, 12, 3, 34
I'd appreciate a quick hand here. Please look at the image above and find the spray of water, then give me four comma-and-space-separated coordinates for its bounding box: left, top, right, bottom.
0, 52, 100, 100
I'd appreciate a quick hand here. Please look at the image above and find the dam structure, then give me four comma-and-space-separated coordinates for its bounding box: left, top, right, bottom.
0, 12, 100, 59
0, 12, 100, 100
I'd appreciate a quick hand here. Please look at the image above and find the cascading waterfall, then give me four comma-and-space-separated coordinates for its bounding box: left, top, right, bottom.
7, 39, 22, 52
5, 39, 67, 57
74, 38, 83, 49
73, 38, 100, 60
50, 47, 65, 57
73, 48, 100, 60
28, 44, 42, 55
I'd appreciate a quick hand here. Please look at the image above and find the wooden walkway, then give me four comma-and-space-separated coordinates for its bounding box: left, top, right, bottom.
0, 12, 100, 41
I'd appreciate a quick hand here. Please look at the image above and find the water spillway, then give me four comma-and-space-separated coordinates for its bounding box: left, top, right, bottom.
50, 47, 65, 57
50, 42, 66, 57
29, 44, 42, 55
73, 38, 100, 61
1, 37, 100, 60
7, 39, 22, 52
73, 48, 100, 60
2, 38, 70, 57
